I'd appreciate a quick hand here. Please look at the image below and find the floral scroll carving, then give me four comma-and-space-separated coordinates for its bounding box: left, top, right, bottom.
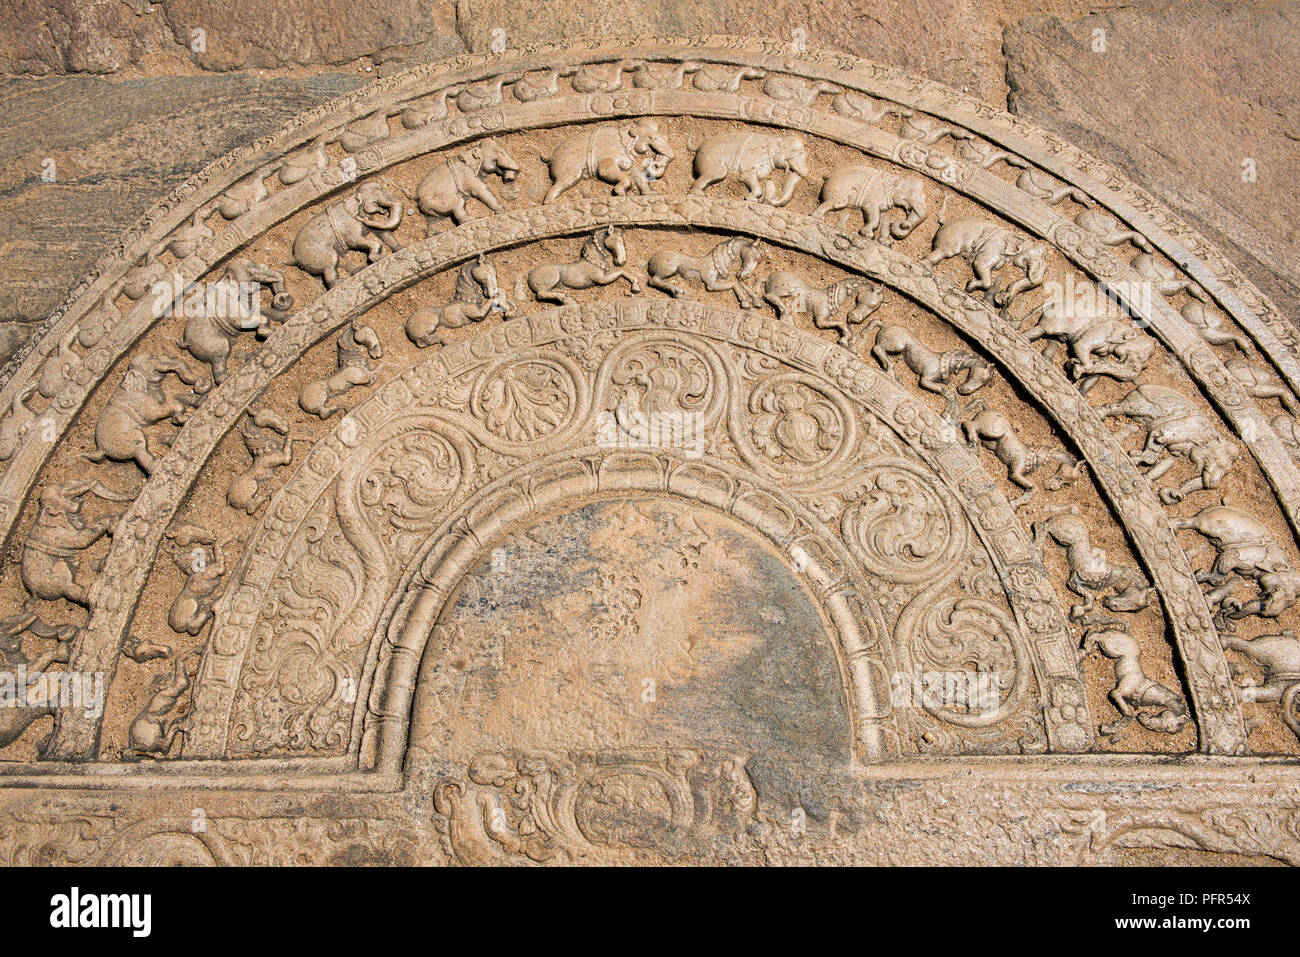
433, 749, 757, 864
839, 459, 968, 585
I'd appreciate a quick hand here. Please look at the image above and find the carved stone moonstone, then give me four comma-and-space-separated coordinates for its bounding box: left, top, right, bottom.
0, 36, 1299, 866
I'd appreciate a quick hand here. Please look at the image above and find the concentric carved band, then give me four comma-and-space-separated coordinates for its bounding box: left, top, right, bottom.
53, 194, 1242, 758
181, 300, 1091, 762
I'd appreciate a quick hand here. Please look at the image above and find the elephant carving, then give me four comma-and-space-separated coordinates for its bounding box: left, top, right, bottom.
21, 480, 133, 606
1098, 384, 1237, 504
85, 356, 208, 475
925, 214, 1047, 307
85, 355, 209, 475
542, 120, 674, 203
0, 609, 77, 750
1022, 299, 1154, 393
814, 166, 927, 241
1172, 503, 1300, 625
290, 180, 404, 288
1222, 632, 1300, 738
415, 138, 520, 232
690, 132, 808, 206
127, 652, 199, 758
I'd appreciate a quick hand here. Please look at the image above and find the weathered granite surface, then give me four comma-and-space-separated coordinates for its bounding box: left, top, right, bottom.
1005, 0, 1300, 345
0, 72, 365, 346
0, 0, 463, 74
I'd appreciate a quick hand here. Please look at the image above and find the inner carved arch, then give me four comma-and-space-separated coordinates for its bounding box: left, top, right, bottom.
379, 471, 878, 771
404, 495, 859, 780
181, 302, 1080, 766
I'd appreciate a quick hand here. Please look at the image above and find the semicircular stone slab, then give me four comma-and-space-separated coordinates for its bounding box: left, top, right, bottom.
2, 35, 1300, 867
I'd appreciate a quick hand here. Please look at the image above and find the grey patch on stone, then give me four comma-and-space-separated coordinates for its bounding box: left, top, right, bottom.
0, 72, 367, 328
1062, 781, 1181, 793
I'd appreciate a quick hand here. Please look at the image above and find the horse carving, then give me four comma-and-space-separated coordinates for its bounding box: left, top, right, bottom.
528, 228, 642, 305
1032, 510, 1154, 619
646, 237, 765, 308
866, 321, 994, 419
298, 322, 384, 419
964, 407, 1085, 508
763, 273, 884, 345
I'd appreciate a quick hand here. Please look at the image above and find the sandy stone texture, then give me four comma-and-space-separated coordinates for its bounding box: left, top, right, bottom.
1005, 0, 1300, 346
0, 0, 463, 74
0, 72, 365, 342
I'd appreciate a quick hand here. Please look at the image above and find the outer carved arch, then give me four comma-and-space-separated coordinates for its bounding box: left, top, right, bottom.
10, 96, 1293, 541
6, 36, 1292, 763
50, 197, 1241, 758
3, 41, 1298, 555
